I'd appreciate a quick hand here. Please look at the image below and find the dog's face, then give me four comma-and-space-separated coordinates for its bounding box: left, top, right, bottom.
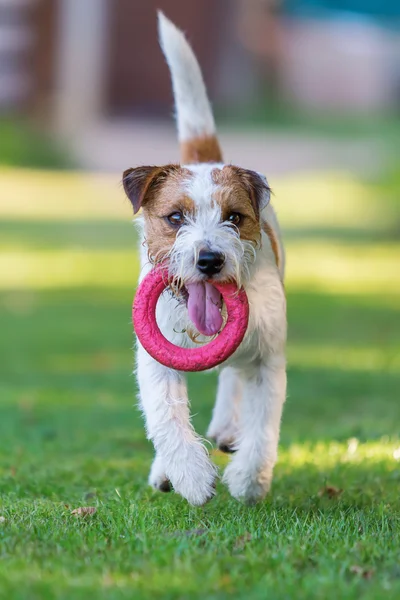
123, 163, 270, 335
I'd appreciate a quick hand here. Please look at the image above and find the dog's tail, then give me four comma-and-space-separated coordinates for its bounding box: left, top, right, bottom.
158, 11, 222, 164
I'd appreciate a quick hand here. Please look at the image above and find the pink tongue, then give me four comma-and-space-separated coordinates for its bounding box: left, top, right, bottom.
186, 282, 223, 336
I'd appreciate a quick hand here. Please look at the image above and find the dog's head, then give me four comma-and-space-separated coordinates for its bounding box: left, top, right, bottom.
123, 163, 270, 335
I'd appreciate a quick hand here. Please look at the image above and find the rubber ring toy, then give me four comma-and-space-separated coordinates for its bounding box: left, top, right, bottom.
133, 267, 249, 372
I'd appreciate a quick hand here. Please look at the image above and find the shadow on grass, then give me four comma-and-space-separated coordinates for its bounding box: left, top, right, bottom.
2, 218, 399, 251
0, 219, 135, 250
283, 226, 400, 245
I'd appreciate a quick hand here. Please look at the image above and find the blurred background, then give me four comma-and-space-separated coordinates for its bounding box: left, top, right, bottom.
0, 0, 399, 511
1, 0, 400, 170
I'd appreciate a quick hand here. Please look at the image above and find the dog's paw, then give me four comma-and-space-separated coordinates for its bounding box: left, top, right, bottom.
223, 460, 272, 504
218, 441, 237, 454
148, 455, 172, 493
166, 444, 217, 506
207, 422, 238, 454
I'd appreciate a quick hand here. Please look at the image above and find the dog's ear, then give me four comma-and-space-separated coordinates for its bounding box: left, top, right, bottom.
237, 169, 271, 217
244, 169, 271, 214
122, 165, 178, 214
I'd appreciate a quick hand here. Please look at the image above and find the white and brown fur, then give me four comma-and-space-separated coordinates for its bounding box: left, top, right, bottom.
122, 12, 286, 505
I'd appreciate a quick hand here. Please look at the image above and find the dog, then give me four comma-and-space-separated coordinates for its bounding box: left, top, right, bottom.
122, 12, 286, 505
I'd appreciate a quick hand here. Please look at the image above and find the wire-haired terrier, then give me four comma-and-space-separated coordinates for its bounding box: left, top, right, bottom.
122, 12, 286, 505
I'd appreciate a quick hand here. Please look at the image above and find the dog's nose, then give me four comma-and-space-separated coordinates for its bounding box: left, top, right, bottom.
197, 250, 225, 276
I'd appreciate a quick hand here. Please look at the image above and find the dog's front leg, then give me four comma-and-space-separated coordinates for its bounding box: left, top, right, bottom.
223, 356, 286, 504
207, 367, 242, 452
137, 344, 217, 505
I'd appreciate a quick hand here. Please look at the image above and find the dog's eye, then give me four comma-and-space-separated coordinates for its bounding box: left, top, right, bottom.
167, 211, 184, 227
227, 212, 242, 226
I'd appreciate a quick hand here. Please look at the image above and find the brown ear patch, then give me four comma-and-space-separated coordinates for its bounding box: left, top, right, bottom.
180, 134, 223, 164
122, 164, 179, 214
134, 167, 194, 266
210, 166, 260, 246
212, 165, 270, 219
228, 167, 271, 219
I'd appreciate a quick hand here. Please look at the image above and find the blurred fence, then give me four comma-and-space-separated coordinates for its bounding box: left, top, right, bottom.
0, 0, 33, 111
1, 0, 399, 129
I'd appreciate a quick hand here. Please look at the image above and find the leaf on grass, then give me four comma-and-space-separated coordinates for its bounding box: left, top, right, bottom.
234, 532, 252, 550
350, 565, 374, 580
71, 506, 97, 517
318, 485, 343, 499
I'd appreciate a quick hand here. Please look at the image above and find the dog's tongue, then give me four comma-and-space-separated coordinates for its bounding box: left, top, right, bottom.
186, 282, 223, 336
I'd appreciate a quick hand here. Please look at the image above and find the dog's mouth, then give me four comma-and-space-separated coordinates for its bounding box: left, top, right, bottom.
169, 277, 225, 336
185, 282, 223, 336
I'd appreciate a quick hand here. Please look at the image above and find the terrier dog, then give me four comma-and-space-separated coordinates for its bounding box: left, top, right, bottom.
122, 12, 286, 505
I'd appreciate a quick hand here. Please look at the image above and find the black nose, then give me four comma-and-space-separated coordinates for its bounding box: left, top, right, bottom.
197, 250, 225, 276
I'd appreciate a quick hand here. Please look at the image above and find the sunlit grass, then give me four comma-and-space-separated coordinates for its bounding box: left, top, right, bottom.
286, 242, 400, 294
279, 440, 400, 470
0, 250, 140, 289
213, 438, 400, 474
0, 169, 130, 220
273, 171, 394, 229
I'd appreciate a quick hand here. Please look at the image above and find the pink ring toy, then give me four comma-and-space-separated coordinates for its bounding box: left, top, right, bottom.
132, 267, 249, 372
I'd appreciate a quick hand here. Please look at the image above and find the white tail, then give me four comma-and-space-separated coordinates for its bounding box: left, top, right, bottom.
158, 11, 222, 163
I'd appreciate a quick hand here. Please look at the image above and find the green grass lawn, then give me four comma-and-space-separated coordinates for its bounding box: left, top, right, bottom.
0, 166, 399, 599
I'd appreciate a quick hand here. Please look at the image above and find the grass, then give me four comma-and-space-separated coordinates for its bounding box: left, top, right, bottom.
0, 165, 400, 599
